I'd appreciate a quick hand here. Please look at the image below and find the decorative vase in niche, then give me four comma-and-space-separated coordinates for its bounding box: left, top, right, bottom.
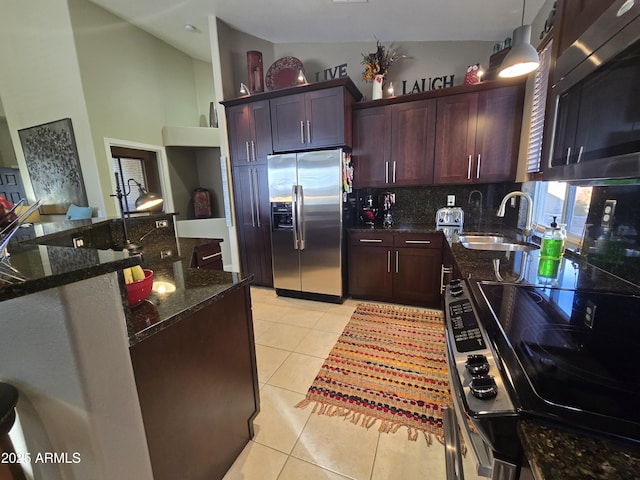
246, 50, 264, 93
372, 74, 384, 100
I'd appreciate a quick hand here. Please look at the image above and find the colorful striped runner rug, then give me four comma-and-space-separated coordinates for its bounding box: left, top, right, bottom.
296, 303, 451, 444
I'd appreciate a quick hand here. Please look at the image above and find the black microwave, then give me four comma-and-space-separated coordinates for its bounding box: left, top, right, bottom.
544, 0, 640, 182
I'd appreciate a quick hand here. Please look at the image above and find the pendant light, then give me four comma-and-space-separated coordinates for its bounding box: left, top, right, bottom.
499, 0, 539, 78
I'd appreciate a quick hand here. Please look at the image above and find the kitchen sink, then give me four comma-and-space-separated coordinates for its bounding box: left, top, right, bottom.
457, 233, 540, 252
457, 234, 507, 244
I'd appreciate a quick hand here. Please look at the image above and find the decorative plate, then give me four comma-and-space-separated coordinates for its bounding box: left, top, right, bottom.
265, 56, 304, 90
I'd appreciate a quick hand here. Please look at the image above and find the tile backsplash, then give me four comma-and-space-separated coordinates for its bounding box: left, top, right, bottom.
355, 183, 522, 231
579, 183, 640, 287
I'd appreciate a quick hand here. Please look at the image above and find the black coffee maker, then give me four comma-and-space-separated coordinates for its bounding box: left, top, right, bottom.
359, 193, 378, 227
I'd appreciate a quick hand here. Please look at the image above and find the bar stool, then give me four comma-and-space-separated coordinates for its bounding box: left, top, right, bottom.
0, 383, 26, 480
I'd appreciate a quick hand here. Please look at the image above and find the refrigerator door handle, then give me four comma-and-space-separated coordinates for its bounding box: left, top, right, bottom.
291, 185, 299, 249
297, 184, 305, 250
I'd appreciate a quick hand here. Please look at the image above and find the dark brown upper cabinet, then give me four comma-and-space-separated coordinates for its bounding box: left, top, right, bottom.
434, 84, 524, 185
226, 100, 272, 166
270, 87, 355, 152
352, 99, 436, 188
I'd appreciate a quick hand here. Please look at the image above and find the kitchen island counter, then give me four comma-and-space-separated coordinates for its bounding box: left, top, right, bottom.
2, 230, 257, 480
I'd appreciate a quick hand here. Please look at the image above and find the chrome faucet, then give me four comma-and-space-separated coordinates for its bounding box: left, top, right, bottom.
497, 191, 534, 239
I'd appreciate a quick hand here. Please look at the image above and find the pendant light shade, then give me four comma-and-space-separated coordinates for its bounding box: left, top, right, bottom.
498, 0, 539, 78
499, 25, 539, 78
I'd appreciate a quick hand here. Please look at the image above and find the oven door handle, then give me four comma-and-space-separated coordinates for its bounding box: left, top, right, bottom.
446, 342, 495, 479
443, 406, 465, 480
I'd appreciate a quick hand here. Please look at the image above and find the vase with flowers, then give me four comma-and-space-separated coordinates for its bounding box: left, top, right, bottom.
361, 40, 405, 100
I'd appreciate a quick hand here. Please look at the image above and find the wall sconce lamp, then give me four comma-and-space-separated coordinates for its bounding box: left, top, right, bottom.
128, 179, 164, 211
111, 172, 164, 252
239, 83, 250, 96
499, 0, 539, 78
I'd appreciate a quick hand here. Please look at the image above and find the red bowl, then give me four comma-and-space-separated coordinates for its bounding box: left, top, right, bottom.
126, 269, 154, 307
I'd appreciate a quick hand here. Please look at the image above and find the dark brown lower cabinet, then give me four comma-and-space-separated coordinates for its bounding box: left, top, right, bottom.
130, 286, 259, 480
348, 231, 443, 307
232, 164, 273, 287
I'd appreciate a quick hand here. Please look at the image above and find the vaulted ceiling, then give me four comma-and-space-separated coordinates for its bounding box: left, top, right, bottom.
88, 0, 546, 62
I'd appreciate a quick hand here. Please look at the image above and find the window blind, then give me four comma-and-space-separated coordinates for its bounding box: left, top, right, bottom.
526, 40, 553, 174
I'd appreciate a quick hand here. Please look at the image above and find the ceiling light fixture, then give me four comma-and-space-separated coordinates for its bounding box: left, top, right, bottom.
184, 24, 198, 33
499, 0, 539, 78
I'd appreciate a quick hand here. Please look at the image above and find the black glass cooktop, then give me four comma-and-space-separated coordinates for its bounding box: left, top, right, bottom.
476, 282, 640, 443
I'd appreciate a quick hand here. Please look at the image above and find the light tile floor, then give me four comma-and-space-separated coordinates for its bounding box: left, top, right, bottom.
223, 287, 482, 480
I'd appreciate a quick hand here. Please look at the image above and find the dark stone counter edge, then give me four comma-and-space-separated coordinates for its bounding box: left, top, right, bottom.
518, 420, 640, 480
347, 224, 442, 234
126, 274, 254, 347
0, 255, 141, 302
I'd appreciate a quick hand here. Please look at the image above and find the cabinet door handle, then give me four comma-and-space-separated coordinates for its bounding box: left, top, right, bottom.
248, 168, 256, 227
385, 161, 389, 183
395, 250, 399, 273
577, 145, 584, 164
359, 238, 383, 243
307, 120, 312, 144
251, 140, 256, 162
246, 141, 251, 163
253, 168, 261, 228
387, 250, 391, 273
566, 146, 572, 165
300, 121, 305, 144
467, 155, 472, 179
392, 161, 397, 183
440, 265, 453, 294
405, 240, 431, 244
476, 154, 481, 179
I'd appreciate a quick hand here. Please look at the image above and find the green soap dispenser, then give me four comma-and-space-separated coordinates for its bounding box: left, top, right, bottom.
538, 216, 566, 279
541, 216, 566, 259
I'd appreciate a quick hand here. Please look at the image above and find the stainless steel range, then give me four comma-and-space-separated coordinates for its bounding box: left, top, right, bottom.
443, 279, 640, 479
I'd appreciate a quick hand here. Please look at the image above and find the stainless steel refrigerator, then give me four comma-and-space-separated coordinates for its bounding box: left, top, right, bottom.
267, 149, 347, 302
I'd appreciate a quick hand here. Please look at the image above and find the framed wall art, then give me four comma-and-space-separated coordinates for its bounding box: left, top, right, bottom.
18, 118, 88, 214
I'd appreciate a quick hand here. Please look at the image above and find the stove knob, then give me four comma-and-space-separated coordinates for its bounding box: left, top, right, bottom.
469, 376, 498, 399
450, 286, 464, 297
465, 354, 490, 376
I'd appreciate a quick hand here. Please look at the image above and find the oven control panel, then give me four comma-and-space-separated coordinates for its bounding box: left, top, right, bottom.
444, 280, 516, 411
448, 298, 487, 352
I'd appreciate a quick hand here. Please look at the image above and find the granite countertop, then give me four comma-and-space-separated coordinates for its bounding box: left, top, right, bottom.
2, 228, 252, 347
519, 421, 640, 480
126, 237, 252, 346
347, 223, 440, 233
449, 230, 640, 294
0, 243, 140, 301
